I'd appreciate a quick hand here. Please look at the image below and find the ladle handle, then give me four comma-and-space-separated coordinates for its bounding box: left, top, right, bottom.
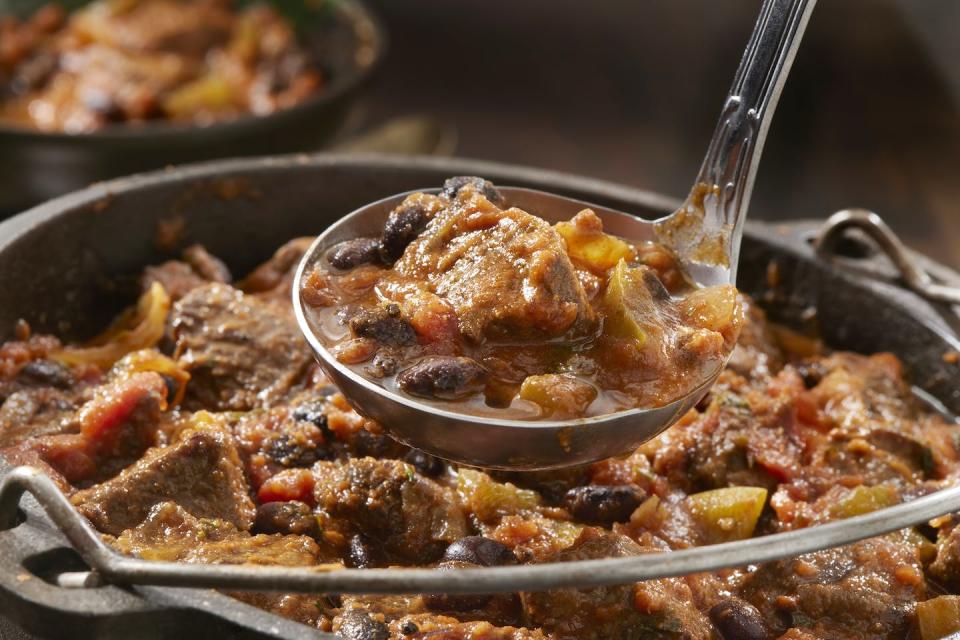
669, 0, 816, 280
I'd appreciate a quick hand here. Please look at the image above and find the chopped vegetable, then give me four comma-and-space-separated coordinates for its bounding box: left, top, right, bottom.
677, 284, 742, 346
520, 374, 597, 418
830, 485, 899, 519
917, 596, 960, 640
162, 75, 236, 120
457, 468, 540, 523
111, 349, 190, 406
52, 282, 170, 370
687, 486, 767, 544
601, 259, 660, 344
556, 211, 634, 274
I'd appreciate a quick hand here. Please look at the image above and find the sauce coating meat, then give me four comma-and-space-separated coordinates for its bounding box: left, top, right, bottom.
0, 0, 323, 132
300, 177, 743, 420
2, 228, 960, 639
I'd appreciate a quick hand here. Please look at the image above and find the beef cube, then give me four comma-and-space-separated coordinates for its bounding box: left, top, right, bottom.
171, 283, 311, 411
114, 501, 320, 566
522, 529, 712, 640
348, 304, 417, 346
239, 237, 315, 304
387, 194, 595, 342
72, 428, 255, 535
313, 457, 468, 563
142, 245, 231, 302
929, 524, 960, 592
738, 537, 924, 639
26, 371, 167, 486
0, 387, 77, 447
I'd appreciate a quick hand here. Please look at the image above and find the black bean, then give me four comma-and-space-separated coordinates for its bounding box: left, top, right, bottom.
16, 360, 73, 389
253, 501, 320, 538
266, 434, 324, 467
403, 449, 446, 477
336, 610, 389, 640
794, 361, 825, 389
695, 391, 713, 412
709, 598, 770, 640
328, 238, 383, 270
442, 536, 517, 567
346, 534, 376, 569
441, 176, 505, 207
380, 200, 431, 263
396, 356, 487, 400
423, 561, 493, 611
398, 621, 419, 635
292, 402, 331, 433
563, 485, 645, 525
349, 305, 416, 346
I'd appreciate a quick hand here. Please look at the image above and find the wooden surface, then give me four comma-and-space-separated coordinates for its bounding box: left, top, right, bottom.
360, 0, 960, 267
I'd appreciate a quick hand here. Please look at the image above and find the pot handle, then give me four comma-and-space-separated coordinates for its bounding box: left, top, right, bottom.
815, 209, 960, 306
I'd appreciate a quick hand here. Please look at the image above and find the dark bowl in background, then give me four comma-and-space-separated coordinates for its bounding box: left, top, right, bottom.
0, 155, 959, 639
0, 0, 385, 215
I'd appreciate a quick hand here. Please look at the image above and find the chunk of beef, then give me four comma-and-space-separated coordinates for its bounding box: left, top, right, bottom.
239, 237, 315, 304
113, 501, 320, 565
0, 386, 78, 447
385, 188, 595, 342
0, 335, 90, 447
522, 529, 712, 640
142, 245, 231, 302
72, 428, 255, 535
737, 537, 924, 639
348, 304, 417, 346
27, 371, 167, 486
253, 500, 321, 538
171, 283, 310, 411
312, 457, 468, 564
929, 524, 960, 591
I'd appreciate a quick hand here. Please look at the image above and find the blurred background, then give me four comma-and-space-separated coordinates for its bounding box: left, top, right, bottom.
2, 0, 958, 266
353, 0, 960, 266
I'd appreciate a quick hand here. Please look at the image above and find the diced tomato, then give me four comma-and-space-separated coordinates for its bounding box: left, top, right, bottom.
78, 372, 167, 443
258, 468, 316, 505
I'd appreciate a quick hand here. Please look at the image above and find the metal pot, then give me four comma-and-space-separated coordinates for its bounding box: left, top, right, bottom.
0, 0, 385, 215
0, 154, 958, 639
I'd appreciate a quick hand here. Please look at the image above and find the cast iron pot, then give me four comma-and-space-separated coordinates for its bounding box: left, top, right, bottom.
0, 0, 385, 216
0, 154, 959, 639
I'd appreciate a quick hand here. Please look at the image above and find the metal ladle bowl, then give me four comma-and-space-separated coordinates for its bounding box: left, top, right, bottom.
294, 0, 817, 469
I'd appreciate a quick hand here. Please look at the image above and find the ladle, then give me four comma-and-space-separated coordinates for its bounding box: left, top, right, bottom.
294, 0, 817, 469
